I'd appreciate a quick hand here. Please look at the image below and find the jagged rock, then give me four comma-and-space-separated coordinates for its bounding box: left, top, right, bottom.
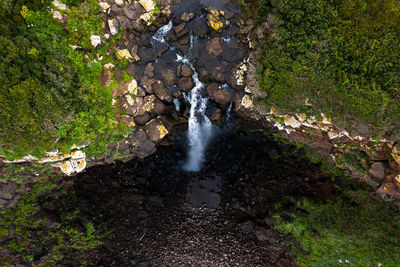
144, 118, 169, 142
124, 97, 146, 116
210, 108, 222, 122
154, 98, 172, 115
127, 79, 138, 94
178, 77, 194, 92
206, 84, 231, 105
369, 162, 385, 181
153, 80, 173, 103
90, 35, 101, 48
205, 37, 223, 57
241, 95, 253, 109
139, 0, 155, 11
142, 95, 157, 113
130, 129, 156, 158
123, 2, 146, 19
117, 49, 134, 60
161, 70, 176, 86
181, 64, 194, 77
120, 114, 136, 127
108, 18, 120, 35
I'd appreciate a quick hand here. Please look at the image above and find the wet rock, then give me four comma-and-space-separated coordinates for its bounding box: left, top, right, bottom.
206, 84, 231, 105
135, 112, 152, 126
174, 23, 186, 35
161, 70, 176, 86
138, 47, 156, 64
181, 64, 194, 77
144, 118, 169, 142
239, 221, 254, 234
178, 77, 194, 92
108, 18, 120, 35
165, 31, 178, 43
205, 37, 223, 57
153, 80, 173, 103
210, 108, 222, 122
144, 63, 155, 78
191, 17, 208, 37
369, 162, 385, 181
154, 42, 169, 57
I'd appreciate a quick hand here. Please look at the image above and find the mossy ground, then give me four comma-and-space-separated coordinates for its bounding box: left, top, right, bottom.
0, 0, 128, 161
243, 0, 400, 139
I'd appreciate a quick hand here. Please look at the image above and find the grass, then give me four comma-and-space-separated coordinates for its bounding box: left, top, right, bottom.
274, 187, 400, 266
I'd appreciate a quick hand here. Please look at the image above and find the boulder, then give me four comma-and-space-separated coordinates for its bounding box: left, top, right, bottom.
178, 77, 194, 92
144, 118, 169, 142
142, 77, 155, 94
138, 47, 156, 64
181, 12, 195, 22
153, 80, 173, 103
205, 37, 223, 57
206, 84, 231, 105
181, 64, 194, 77
138, 0, 155, 12
161, 70, 176, 86
119, 114, 136, 127
124, 97, 146, 116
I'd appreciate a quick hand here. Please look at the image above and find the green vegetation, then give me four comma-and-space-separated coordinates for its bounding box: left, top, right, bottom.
247, 0, 400, 138
0, 177, 103, 265
0, 0, 126, 160
274, 187, 400, 266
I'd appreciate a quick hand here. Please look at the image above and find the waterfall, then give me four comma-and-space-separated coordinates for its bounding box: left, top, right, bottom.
152, 22, 214, 172
176, 54, 213, 172
226, 101, 232, 122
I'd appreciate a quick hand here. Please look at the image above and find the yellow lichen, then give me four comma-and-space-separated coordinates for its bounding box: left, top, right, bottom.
117, 49, 133, 60
157, 124, 168, 139
210, 21, 222, 31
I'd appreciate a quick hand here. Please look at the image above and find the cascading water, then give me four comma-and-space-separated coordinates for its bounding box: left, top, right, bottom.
151, 22, 214, 172
176, 55, 213, 172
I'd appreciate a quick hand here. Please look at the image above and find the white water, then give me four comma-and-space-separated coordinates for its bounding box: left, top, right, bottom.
176, 54, 213, 172
173, 98, 181, 112
152, 22, 214, 172
152, 20, 173, 43
226, 101, 232, 122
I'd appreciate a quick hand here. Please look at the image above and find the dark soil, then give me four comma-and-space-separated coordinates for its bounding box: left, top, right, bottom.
41, 120, 335, 266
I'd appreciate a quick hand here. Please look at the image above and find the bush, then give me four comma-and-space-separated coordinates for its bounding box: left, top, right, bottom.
0, 0, 126, 160
250, 0, 400, 138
